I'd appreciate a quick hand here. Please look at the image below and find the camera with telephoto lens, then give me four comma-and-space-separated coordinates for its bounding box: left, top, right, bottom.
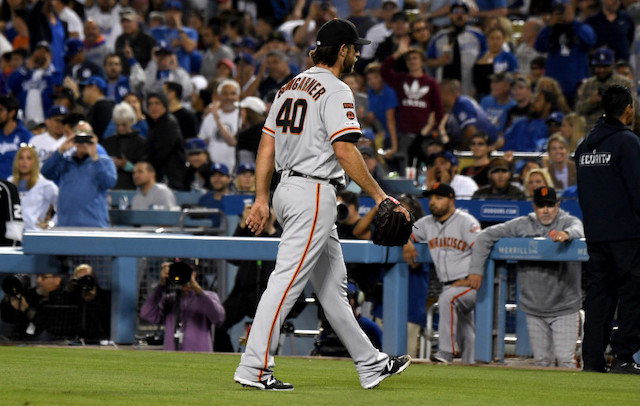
77, 274, 96, 292
168, 262, 192, 286
336, 202, 349, 223
2, 273, 31, 296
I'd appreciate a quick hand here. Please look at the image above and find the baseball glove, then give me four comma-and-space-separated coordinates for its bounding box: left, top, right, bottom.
372, 197, 415, 246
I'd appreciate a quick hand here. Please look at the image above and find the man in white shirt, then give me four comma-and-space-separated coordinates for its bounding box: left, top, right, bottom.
426, 151, 478, 199
198, 79, 240, 171
29, 106, 69, 166
131, 162, 177, 210
51, 0, 84, 40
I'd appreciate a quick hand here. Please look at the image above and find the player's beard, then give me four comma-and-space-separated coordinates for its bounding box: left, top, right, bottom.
429, 204, 451, 219
342, 53, 356, 74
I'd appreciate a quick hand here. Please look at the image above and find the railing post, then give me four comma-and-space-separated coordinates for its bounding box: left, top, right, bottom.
475, 259, 495, 363
495, 264, 508, 362
382, 262, 409, 356
111, 257, 138, 344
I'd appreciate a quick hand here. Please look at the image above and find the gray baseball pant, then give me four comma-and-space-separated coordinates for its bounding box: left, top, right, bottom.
526, 311, 580, 368
234, 175, 388, 387
438, 286, 477, 364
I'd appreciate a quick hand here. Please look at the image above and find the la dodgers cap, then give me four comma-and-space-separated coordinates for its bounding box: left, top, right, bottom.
592, 47, 614, 66
316, 18, 371, 47
185, 138, 207, 152
533, 186, 558, 205
46, 105, 69, 119
236, 162, 255, 174
423, 183, 455, 199
210, 162, 230, 176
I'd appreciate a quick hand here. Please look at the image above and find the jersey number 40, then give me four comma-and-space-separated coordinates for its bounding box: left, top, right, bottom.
276, 98, 308, 134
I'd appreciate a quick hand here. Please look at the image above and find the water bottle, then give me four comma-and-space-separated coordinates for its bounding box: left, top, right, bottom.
416, 163, 427, 188
119, 195, 129, 210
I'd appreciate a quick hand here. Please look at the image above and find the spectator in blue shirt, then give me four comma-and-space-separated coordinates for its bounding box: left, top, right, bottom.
41, 121, 117, 227
534, 3, 596, 105
8, 41, 63, 125
499, 90, 556, 152
364, 62, 399, 161
150, 1, 201, 74
197, 162, 231, 228
585, 0, 634, 62
480, 72, 516, 131
440, 79, 498, 149
0, 95, 32, 180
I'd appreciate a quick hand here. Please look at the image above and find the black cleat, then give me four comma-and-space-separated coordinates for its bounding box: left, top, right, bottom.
234, 375, 294, 391
363, 355, 412, 389
609, 359, 640, 375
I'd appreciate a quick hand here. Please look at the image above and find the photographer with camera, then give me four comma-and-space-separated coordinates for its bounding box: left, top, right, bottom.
65, 264, 111, 342
140, 260, 225, 352
1, 271, 67, 339
41, 121, 117, 227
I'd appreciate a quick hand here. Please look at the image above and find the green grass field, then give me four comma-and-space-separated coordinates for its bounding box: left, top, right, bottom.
0, 346, 637, 406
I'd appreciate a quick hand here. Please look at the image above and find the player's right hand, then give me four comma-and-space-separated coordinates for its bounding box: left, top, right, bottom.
246, 201, 269, 235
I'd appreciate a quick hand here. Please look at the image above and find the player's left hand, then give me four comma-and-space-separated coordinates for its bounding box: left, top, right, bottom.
549, 230, 570, 243
467, 274, 483, 290
246, 200, 269, 235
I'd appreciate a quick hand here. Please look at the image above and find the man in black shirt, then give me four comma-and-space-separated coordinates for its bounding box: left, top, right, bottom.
163, 81, 199, 141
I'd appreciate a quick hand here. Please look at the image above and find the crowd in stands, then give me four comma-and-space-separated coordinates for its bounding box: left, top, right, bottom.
2, 0, 638, 365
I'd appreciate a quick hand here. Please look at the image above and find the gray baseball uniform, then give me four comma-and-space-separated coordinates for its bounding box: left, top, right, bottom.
234, 66, 390, 388
412, 209, 481, 364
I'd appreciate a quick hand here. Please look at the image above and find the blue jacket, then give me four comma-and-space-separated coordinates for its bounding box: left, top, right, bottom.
501, 117, 548, 152
8, 65, 63, 118
576, 116, 640, 242
41, 151, 117, 227
0, 121, 32, 180
534, 20, 596, 98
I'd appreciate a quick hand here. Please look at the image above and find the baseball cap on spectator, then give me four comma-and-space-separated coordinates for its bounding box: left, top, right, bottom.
357, 145, 376, 158
234, 37, 258, 51
149, 11, 165, 24
533, 186, 557, 205
450, 0, 470, 13
147, 91, 169, 109
79, 76, 107, 93
423, 182, 455, 199
236, 162, 255, 175
46, 105, 69, 119
382, 0, 399, 7
120, 7, 138, 21
488, 157, 511, 174
186, 138, 207, 154
267, 31, 287, 43
155, 40, 173, 55
490, 71, 513, 84
190, 75, 208, 93
429, 150, 459, 167
546, 111, 565, 124
592, 47, 614, 66
35, 41, 51, 52
234, 52, 254, 66
391, 11, 409, 22
512, 76, 531, 88
316, 19, 371, 47
217, 58, 235, 73
210, 162, 230, 176
164, 0, 182, 10
237, 96, 266, 115
65, 38, 84, 58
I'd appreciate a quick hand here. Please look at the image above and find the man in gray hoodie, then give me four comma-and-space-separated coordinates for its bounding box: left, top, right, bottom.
469, 186, 584, 368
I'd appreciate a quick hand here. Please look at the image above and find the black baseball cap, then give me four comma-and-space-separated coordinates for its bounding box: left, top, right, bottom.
423, 183, 455, 199
316, 18, 371, 47
533, 186, 557, 205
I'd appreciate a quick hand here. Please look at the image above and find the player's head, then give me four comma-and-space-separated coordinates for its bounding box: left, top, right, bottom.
423, 183, 455, 220
311, 18, 371, 74
533, 186, 559, 226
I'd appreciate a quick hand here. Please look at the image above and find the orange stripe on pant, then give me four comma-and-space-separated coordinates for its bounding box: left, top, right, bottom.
449, 287, 473, 356
259, 184, 321, 380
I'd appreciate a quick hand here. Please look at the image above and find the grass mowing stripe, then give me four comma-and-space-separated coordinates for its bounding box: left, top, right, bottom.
0, 347, 638, 406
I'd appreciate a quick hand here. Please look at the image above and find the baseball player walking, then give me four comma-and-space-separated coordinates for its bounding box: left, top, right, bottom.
233, 19, 412, 391
404, 183, 481, 364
